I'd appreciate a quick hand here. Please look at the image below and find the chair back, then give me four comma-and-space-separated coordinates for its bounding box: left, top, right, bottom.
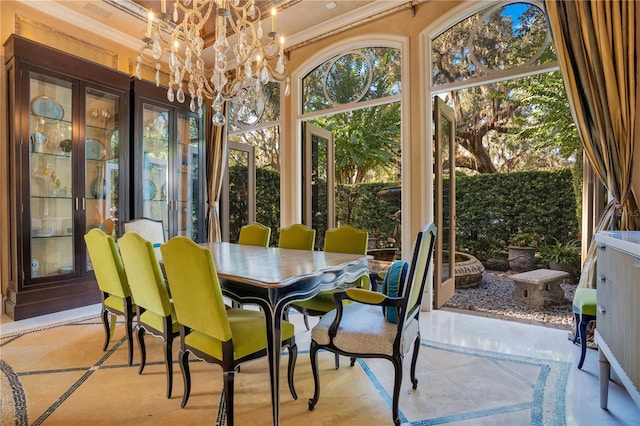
238, 222, 271, 247
324, 225, 369, 289
160, 237, 232, 342
124, 217, 165, 245
401, 223, 437, 326
84, 228, 131, 299
278, 224, 316, 250
118, 232, 172, 317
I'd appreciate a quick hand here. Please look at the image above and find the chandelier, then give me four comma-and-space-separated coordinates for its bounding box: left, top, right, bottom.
136, 0, 290, 126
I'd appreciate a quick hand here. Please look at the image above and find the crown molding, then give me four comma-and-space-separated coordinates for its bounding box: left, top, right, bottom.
16, 0, 144, 51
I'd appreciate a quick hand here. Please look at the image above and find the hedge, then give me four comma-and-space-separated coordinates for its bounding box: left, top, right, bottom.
232, 166, 579, 261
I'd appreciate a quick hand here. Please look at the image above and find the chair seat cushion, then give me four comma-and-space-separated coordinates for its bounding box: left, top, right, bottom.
185, 308, 295, 360
291, 291, 337, 313
312, 303, 397, 356
380, 260, 408, 323
573, 288, 597, 316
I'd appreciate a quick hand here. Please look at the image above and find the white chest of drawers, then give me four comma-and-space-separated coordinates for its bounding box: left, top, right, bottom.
594, 231, 640, 410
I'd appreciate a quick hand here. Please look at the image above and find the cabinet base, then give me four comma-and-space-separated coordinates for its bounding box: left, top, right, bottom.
4, 281, 101, 321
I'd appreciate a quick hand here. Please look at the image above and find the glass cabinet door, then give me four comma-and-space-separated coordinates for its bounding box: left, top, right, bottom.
29, 72, 74, 278
85, 88, 122, 269
176, 112, 202, 241
142, 103, 170, 241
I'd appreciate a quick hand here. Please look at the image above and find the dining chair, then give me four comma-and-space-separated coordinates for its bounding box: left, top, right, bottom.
289, 225, 368, 329
307, 223, 437, 426
118, 231, 180, 398
160, 236, 298, 424
84, 228, 136, 366
572, 287, 597, 369
238, 222, 271, 247
278, 223, 316, 251
124, 217, 165, 245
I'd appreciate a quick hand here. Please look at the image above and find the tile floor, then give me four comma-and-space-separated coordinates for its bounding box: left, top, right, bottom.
1, 305, 639, 425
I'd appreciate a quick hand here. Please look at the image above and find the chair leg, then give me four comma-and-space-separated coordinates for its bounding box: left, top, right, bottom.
303, 313, 310, 331
577, 314, 594, 370
164, 330, 174, 399
308, 340, 321, 411
391, 354, 403, 426
334, 353, 340, 369
101, 308, 110, 351
572, 312, 580, 344
410, 334, 420, 388
286, 343, 298, 400
223, 370, 235, 426
350, 357, 356, 367
137, 326, 146, 375
124, 305, 134, 367
179, 349, 191, 408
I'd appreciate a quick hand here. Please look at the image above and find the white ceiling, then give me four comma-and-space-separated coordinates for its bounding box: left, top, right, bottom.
22, 0, 411, 52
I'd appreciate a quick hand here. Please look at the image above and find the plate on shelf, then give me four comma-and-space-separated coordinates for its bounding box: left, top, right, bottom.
30, 96, 64, 120
86, 139, 105, 160
143, 180, 156, 201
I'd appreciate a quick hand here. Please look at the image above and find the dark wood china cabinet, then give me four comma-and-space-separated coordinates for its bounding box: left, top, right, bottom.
130, 79, 206, 243
3, 35, 130, 319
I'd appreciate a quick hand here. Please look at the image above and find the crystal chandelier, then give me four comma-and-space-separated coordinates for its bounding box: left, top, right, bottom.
136, 0, 290, 126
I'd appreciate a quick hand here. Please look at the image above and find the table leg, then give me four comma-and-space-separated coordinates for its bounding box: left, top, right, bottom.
263, 300, 285, 426
598, 348, 610, 409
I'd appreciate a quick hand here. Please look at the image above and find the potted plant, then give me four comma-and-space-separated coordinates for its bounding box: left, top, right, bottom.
507, 232, 538, 272
540, 239, 580, 277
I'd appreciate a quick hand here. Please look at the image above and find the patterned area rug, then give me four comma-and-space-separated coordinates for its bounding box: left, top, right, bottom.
1, 316, 570, 425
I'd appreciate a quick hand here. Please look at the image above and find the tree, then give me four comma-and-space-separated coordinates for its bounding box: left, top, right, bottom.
431, 3, 576, 174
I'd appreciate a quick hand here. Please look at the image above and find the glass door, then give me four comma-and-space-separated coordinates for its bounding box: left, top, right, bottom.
141, 103, 170, 241
303, 122, 335, 250
176, 112, 202, 241
222, 141, 256, 243
434, 97, 456, 308
28, 72, 74, 279
84, 88, 121, 271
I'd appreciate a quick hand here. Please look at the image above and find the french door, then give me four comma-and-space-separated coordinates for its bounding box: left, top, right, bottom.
221, 141, 256, 243
434, 97, 456, 308
302, 122, 335, 250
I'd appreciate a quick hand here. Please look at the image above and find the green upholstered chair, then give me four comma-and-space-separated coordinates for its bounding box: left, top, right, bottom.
84, 228, 136, 366
572, 287, 597, 369
118, 232, 180, 398
160, 236, 298, 423
289, 225, 369, 331
308, 223, 437, 426
238, 222, 271, 247
278, 224, 316, 251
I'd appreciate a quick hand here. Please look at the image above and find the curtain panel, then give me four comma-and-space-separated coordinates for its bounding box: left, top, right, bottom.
545, 0, 638, 288
205, 101, 228, 243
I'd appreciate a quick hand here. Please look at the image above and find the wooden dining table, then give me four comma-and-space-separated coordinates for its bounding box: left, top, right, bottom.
198, 242, 372, 426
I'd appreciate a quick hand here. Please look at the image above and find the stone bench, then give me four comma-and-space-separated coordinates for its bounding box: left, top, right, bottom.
511, 269, 570, 308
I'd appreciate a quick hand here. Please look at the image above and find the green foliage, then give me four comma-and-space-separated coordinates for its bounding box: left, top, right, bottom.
229, 165, 281, 246
508, 232, 538, 248
452, 169, 579, 261
540, 239, 580, 264
335, 182, 399, 246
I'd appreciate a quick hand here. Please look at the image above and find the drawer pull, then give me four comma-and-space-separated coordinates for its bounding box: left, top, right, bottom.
597, 304, 606, 315
598, 274, 606, 283
596, 244, 606, 251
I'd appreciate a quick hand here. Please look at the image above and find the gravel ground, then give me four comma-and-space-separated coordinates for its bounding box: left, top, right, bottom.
442, 270, 576, 330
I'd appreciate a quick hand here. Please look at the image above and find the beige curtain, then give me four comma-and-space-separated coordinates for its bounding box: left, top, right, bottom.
205, 101, 228, 242
545, 0, 638, 288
